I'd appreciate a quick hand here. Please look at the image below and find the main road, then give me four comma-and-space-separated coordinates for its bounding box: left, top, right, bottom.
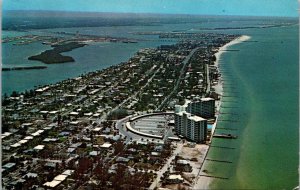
156, 47, 199, 111
115, 116, 142, 143
205, 63, 211, 93
148, 142, 184, 190
95, 65, 161, 125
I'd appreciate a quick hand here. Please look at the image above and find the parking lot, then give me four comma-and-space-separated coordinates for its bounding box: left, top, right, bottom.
131, 115, 174, 136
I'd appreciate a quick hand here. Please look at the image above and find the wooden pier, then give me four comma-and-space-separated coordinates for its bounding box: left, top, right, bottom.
222, 84, 237, 87
222, 86, 237, 89
199, 174, 229, 180
220, 106, 240, 108
213, 133, 238, 139
221, 100, 239, 103
218, 119, 239, 123
217, 127, 238, 131
222, 95, 239, 98
205, 158, 233, 163
220, 49, 240, 52
219, 112, 239, 115
210, 145, 236, 149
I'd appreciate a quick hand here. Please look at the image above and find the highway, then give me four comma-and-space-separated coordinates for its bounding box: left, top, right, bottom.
156, 47, 200, 111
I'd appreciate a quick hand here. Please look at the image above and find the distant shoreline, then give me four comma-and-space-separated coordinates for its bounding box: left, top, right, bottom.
2, 66, 47, 71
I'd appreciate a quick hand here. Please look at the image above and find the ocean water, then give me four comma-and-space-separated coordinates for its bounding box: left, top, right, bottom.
205, 24, 299, 189
2, 13, 298, 189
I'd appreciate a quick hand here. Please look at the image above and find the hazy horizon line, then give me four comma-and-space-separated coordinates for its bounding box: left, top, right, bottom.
3, 9, 298, 19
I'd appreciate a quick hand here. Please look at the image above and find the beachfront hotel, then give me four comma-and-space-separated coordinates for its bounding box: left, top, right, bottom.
174, 111, 207, 143
188, 97, 215, 119
175, 98, 215, 119
174, 98, 215, 143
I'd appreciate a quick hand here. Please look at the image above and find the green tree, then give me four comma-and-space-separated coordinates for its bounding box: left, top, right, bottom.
108, 109, 128, 120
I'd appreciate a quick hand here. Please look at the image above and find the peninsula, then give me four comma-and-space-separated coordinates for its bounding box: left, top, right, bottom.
2, 32, 241, 190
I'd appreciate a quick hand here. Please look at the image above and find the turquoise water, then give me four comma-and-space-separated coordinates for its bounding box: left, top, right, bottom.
2, 16, 299, 189
205, 25, 299, 189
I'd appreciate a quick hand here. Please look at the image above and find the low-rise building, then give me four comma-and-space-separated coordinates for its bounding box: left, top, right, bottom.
167, 174, 184, 184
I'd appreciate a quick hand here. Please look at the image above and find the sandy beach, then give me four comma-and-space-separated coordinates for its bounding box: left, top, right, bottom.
214, 35, 251, 65
211, 35, 251, 135
193, 35, 251, 190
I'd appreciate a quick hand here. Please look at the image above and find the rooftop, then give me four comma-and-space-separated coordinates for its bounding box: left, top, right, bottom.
188, 115, 206, 122
168, 174, 184, 180
33, 145, 45, 150
100, 143, 112, 148
201, 97, 214, 101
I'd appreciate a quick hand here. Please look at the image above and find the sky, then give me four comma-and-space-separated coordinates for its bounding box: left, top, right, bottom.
2, 0, 299, 17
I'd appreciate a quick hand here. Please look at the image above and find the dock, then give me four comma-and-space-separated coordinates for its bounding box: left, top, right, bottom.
206, 158, 233, 163
222, 95, 239, 98
217, 127, 238, 131
213, 133, 237, 139
219, 112, 239, 115
220, 49, 240, 52
199, 174, 229, 180
218, 119, 239, 123
221, 100, 239, 103
220, 106, 240, 108
210, 145, 236, 149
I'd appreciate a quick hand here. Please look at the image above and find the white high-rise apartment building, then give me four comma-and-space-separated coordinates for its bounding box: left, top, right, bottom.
174, 111, 207, 143
188, 97, 215, 119
174, 98, 215, 143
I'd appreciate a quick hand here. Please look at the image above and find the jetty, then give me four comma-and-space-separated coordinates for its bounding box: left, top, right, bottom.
217, 127, 238, 131
199, 174, 229, 180
206, 158, 233, 163
218, 119, 239, 123
210, 145, 236, 149
213, 133, 238, 139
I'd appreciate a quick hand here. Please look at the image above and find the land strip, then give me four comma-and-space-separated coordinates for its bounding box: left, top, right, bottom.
2, 33, 239, 189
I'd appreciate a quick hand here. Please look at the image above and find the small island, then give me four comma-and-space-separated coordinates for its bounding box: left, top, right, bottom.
4, 32, 139, 64
28, 42, 86, 64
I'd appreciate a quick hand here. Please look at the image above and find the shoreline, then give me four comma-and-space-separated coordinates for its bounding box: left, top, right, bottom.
195, 35, 251, 189
212, 35, 251, 135
3, 33, 240, 189
2, 66, 48, 71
